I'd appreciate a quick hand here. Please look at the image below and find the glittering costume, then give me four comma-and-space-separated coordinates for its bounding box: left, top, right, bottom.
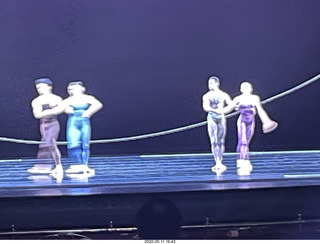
67, 103, 91, 165
236, 105, 255, 160
207, 94, 226, 163
37, 104, 61, 165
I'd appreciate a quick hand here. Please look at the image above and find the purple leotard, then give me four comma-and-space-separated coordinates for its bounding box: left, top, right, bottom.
236, 105, 255, 160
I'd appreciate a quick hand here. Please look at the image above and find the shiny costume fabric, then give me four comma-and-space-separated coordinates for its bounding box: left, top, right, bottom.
236, 105, 255, 160
67, 104, 91, 165
37, 104, 61, 165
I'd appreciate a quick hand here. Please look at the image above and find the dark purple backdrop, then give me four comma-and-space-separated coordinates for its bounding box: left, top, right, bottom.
0, 0, 319, 158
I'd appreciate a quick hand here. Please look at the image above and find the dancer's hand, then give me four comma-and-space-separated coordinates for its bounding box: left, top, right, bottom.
64, 107, 74, 114
213, 108, 223, 114
82, 111, 91, 118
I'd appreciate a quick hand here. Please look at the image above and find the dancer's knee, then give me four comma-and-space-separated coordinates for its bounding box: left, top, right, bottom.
67, 141, 81, 149
211, 141, 218, 148
82, 142, 90, 151
239, 141, 248, 147
217, 139, 225, 147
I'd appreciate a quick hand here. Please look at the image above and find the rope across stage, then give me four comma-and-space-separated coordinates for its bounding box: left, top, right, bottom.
0, 73, 319, 146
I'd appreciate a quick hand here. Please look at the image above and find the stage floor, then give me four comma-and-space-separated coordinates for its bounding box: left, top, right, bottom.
1, 150, 320, 198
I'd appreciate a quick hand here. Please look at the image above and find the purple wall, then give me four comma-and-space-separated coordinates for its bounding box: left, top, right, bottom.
0, 0, 319, 157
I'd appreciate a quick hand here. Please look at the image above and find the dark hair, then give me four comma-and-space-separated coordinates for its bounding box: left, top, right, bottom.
35, 78, 52, 86
135, 197, 183, 239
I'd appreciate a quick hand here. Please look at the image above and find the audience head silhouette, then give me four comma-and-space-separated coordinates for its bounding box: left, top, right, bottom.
135, 197, 183, 239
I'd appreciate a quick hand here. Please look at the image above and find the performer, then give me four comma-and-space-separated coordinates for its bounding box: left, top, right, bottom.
29, 78, 63, 174
231, 82, 278, 169
42, 81, 103, 174
202, 76, 232, 171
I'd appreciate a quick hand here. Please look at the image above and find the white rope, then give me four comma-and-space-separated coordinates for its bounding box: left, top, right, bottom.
1, 73, 319, 145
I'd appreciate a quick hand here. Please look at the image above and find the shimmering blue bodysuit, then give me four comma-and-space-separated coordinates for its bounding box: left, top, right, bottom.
67, 104, 91, 165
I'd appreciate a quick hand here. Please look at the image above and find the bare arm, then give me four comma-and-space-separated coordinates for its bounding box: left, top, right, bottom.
221, 93, 235, 114
64, 106, 74, 114
31, 100, 46, 119
254, 95, 278, 133
254, 96, 272, 123
82, 95, 103, 118
31, 96, 63, 119
202, 93, 217, 113
41, 99, 71, 117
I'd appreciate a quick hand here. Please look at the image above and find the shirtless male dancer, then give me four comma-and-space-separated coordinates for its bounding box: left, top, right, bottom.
29, 78, 63, 175
202, 76, 232, 171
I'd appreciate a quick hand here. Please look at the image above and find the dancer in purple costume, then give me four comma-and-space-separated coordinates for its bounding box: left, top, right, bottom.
30, 78, 63, 175
232, 82, 278, 169
202, 76, 232, 171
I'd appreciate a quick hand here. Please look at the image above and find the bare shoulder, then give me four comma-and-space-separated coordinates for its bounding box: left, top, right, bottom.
48, 94, 62, 103
52, 93, 63, 100
233, 95, 241, 102
222, 90, 231, 99
85, 94, 95, 100
253, 94, 261, 102
62, 96, 72, 104
31, 96, 40, 107
202, 91, 210, 100
82, 94, 98, 103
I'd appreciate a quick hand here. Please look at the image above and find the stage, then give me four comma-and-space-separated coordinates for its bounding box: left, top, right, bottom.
1, 150, 320, 238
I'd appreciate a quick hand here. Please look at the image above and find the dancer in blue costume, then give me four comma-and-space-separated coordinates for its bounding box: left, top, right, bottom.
42, 81, 103, 174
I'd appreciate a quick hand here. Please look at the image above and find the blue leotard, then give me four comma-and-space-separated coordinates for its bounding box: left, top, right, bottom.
67, 103, 91, 165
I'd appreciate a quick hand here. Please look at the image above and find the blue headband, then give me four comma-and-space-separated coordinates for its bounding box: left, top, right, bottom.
68, 81, 83, 86
35, 78, 53, 86
209, 76, 220, 83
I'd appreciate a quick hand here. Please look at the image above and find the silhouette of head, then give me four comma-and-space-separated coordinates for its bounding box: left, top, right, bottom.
135, 197, 183, 239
